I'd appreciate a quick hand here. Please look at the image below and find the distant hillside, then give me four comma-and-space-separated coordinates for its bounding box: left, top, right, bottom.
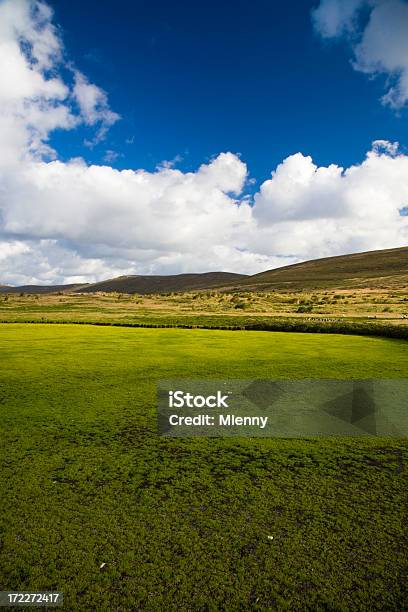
232, 247, 408, 291
1, 247, 407, 295
75, 272, 248, 294
0, 283, 87, 294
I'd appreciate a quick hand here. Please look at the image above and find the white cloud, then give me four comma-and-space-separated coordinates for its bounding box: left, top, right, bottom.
0, 0, 407, 285
313, 0, 408, 108
73, 71, 120, 146
0, 0, 117, 166
2, 153, 249, 248
1, 140, 407, 285
103, 149, 121, 164
252, 143, 408, 261
312, 0, 367, 38
156, 154, 183, 171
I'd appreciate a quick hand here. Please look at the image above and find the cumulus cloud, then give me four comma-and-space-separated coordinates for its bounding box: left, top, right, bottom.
252, 142, 408, 260
313, 0, 408, 109
1, 139, 407, 285
0, 0, 407, 285
0, 0, 118, 165
2, 153, 251, 256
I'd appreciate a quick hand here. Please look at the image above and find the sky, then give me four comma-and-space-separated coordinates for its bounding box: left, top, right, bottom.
0, 0, 408, 284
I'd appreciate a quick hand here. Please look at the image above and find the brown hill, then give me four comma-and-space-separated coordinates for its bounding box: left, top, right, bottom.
0, 283, 87, 294
1, 247, 407, 295
231, 246, 408, 291
75, 272, 248, 294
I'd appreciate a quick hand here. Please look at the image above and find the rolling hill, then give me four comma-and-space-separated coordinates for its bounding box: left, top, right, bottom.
231, 246, 408, 291
74, 272, 248, 294
1, 247, 407, 295
0, 273, 247, 295
0, 283, 88, 294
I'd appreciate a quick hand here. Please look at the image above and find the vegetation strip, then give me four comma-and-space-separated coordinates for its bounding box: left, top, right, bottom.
1, 317, 408, 339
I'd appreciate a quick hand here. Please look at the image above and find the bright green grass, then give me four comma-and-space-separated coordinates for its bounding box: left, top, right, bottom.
0, 324, 407, 611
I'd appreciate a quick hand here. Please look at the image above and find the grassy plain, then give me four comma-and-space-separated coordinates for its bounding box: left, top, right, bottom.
0, 323, 407, 610
1, 288, 408, 326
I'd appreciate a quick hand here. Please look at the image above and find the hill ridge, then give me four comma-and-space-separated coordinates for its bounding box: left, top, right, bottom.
1, 246, 407, 294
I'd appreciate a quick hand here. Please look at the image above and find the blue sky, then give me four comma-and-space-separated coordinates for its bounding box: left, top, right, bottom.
50, 0, 407, 185
0, 0, 408, 284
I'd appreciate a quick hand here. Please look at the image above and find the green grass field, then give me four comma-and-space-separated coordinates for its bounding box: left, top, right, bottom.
1, 324, 407, 610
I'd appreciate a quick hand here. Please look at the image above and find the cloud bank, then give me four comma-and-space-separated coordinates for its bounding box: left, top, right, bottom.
313, 0, 408, 109
0, 0, 407, 285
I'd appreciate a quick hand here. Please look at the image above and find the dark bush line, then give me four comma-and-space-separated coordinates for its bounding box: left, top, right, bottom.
244, 320, 408, 339
3, 317, 408, 340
